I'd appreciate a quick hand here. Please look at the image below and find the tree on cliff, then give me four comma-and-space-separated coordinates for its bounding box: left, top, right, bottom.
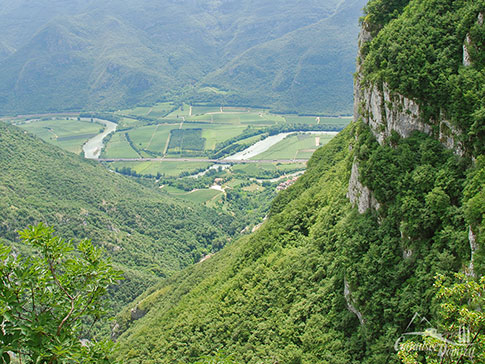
0, 223, 123, 363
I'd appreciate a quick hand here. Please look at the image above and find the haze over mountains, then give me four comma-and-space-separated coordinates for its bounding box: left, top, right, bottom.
0, 0, 366, 115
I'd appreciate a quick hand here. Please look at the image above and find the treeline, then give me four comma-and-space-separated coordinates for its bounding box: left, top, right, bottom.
79, 112, 121, 123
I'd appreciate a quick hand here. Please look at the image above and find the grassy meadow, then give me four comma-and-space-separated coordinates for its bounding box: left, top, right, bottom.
17, 118, 103, 154
254, 132, 336, 160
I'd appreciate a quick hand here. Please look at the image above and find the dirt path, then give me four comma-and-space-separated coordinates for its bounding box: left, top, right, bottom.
146, 124, 159, 150
162, 133, 171, 156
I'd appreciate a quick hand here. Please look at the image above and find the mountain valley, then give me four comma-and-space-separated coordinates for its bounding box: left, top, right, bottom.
0, 0, 484, 363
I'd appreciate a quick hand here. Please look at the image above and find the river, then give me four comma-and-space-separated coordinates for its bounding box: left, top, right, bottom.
82, 118, 117, 159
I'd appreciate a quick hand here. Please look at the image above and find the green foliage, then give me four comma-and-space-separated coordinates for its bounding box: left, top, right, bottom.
193, 351, 240, 364
0, 223, 122, 363
362, 0, 411, 35
362, 0, 485, 154
398, 274, 485, 364
113, 118, 480, 363
168, 129, 206, 152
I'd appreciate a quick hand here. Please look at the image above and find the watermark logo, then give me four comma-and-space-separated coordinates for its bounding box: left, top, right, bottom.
394, 313, 475, 359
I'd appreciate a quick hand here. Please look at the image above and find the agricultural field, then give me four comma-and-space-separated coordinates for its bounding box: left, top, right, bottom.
283, 115, 352, 127
10, 103, 349, 194
102, 132, 140, 159
168, 129, 206, 153
231, 162, 306, 179
127, 124, 174, 155
17, 118, 103, 154
253, 132, 336, 160
171, 188, 223, 204
116, 102, 177, 119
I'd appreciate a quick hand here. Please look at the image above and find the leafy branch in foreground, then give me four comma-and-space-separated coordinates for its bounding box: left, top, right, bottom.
398, 274, 485, 364
0, 223, 123, 364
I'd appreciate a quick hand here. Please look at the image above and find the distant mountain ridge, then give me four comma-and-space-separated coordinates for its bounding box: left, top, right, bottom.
0, 0, 366, 115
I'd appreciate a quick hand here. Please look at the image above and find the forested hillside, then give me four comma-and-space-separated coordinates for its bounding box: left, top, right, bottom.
112, 0, 485, 363
0, 122, 240, 309
0, 0, 365, 115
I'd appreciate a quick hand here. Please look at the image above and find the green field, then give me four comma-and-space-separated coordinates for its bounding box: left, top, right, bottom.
164, 104, 191, 119
168, 129, 205, 152
197, 124, 248, 149
18, 118, 102, 154
160, 185, 223, 203
283, 115, 319, 125
102, 132, 140, 158
128, 125, 174, 154
283, 115, 352, 127
147, 102, 176, 118
177, 189, 223, 203
253, 133, 335, 160
191, 106, 221, 115
109, 161, 212, 177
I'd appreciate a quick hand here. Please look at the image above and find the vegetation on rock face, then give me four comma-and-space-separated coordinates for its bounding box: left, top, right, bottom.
111, 1, 484, 362
0, 224, 121, 364
362, 0, 485, 155
113, 116, 483, 363
398, 274, 485, 364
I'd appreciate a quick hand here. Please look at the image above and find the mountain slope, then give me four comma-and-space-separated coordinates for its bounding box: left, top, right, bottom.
113, 1, 484, 363
0, 0, 362, 115
0, 122, 239, 309
202, 0, 366, 114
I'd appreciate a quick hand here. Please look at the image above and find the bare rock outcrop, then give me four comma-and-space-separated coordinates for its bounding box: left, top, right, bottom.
347, 160, 380, 214
468, 226, 478, 277
344, 279, 365, 326
464, 12, 484, 67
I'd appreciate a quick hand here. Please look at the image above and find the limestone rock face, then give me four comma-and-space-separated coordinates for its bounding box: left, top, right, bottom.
353, 22, 466, 156
347, 160, 380, 214
348, 16, 473, 213
468, 226, 478, 277
360, 82, 433, 144
463, 12, 484, 67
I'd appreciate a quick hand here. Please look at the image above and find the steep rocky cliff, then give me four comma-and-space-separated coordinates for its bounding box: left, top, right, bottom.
349, 2, 485, 213
113, 1, 484, 363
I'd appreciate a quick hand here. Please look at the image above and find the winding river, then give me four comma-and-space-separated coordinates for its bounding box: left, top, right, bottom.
82, 118, 117, 159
